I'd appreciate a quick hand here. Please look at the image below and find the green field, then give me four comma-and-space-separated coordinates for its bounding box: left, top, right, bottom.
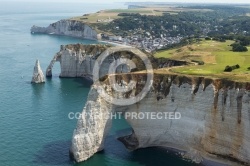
155, 40, 250, 81
106, 9, 153, 13
70, 8, 156, 23
70, 5, 213, 24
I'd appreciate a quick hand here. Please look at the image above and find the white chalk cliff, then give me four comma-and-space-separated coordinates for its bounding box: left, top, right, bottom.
31, 20, 98, 40
44, 44, 250, 165
31, 60, 45, 83
71, 73, 250, 166
46, 44, 188, 79
70, 88, 113, 162
46, 44, 108, 78
46, 44, 137, 78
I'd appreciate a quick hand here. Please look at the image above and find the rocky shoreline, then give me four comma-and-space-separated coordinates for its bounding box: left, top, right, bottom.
31, 20, 98, 40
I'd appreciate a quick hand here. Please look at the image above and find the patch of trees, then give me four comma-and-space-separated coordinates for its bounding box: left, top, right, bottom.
157, 37, 206, 52
97, 5, 250, 38
224, 64, 240, 72
212, 37, 226, 42
235, 36, 250, 46
207, 15, 250, 37
205, 35, 249, 51
208, 35, 234, 41
231, 43, 248, 52
157, 38, 190, 51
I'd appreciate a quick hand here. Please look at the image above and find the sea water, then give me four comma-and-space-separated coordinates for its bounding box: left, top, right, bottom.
0, 2, 198, 166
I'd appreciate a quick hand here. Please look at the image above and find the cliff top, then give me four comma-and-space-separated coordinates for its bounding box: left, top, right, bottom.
58, 43, 250, 82
102, 71, 250, 92
70, 5, 214, 24
155, 40, 250, 82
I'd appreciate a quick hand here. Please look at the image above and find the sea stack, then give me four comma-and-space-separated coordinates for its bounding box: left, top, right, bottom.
31, 60, 45, 84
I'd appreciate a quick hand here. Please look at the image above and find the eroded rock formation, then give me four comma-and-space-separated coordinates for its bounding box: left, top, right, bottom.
70, 87, 113, 162
46, 44, 189, 79
45, 44, 249, 164
31, 20, 97, 40
46, 44, 249, 165
46, 44, 109, 78
31, 60, 45, 84
71, 73, 250, 166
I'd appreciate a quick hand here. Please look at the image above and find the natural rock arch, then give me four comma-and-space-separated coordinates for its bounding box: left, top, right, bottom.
46, 45, 150, 79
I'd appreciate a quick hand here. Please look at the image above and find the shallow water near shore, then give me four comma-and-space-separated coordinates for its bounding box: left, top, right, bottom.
0, 2, 208, 166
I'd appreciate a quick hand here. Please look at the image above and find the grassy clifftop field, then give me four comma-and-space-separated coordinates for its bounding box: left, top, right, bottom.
155, 40, 250, 81
70, 6, 212, 23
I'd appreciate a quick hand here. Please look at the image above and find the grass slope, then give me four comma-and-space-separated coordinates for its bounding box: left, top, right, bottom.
155, 40, 250, 81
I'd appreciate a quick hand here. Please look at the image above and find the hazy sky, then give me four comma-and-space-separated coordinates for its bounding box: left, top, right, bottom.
2, 0, 250, 3
100, 0, 249, 3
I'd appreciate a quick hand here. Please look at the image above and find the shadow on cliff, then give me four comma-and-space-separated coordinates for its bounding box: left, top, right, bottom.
31, 133, 223, 166
32, 140, 73, 165
73, 129, 200, 166
32, 131, 197, 166
46, 76, 93, 88
104, 136, 198, 166
72, 77, 93, 88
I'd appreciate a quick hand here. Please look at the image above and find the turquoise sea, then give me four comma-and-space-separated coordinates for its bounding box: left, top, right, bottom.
0, 2, 200, 166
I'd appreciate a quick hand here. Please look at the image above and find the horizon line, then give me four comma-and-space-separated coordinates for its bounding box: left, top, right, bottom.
1, 1, 250, 4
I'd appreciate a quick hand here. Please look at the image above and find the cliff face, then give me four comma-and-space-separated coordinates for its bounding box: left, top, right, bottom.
46, 44, 150, 78
71, 87, 113, 162
31, 20, 98, 40
47, 44, 249, 165
71, 73, 250, 165
46, 44, 109, 78
46, 44, 189, 79
31, 60, 45, 83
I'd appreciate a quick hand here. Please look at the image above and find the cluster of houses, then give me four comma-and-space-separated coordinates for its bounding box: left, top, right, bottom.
102, 34, 183, 52
97, 17, 114, 23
